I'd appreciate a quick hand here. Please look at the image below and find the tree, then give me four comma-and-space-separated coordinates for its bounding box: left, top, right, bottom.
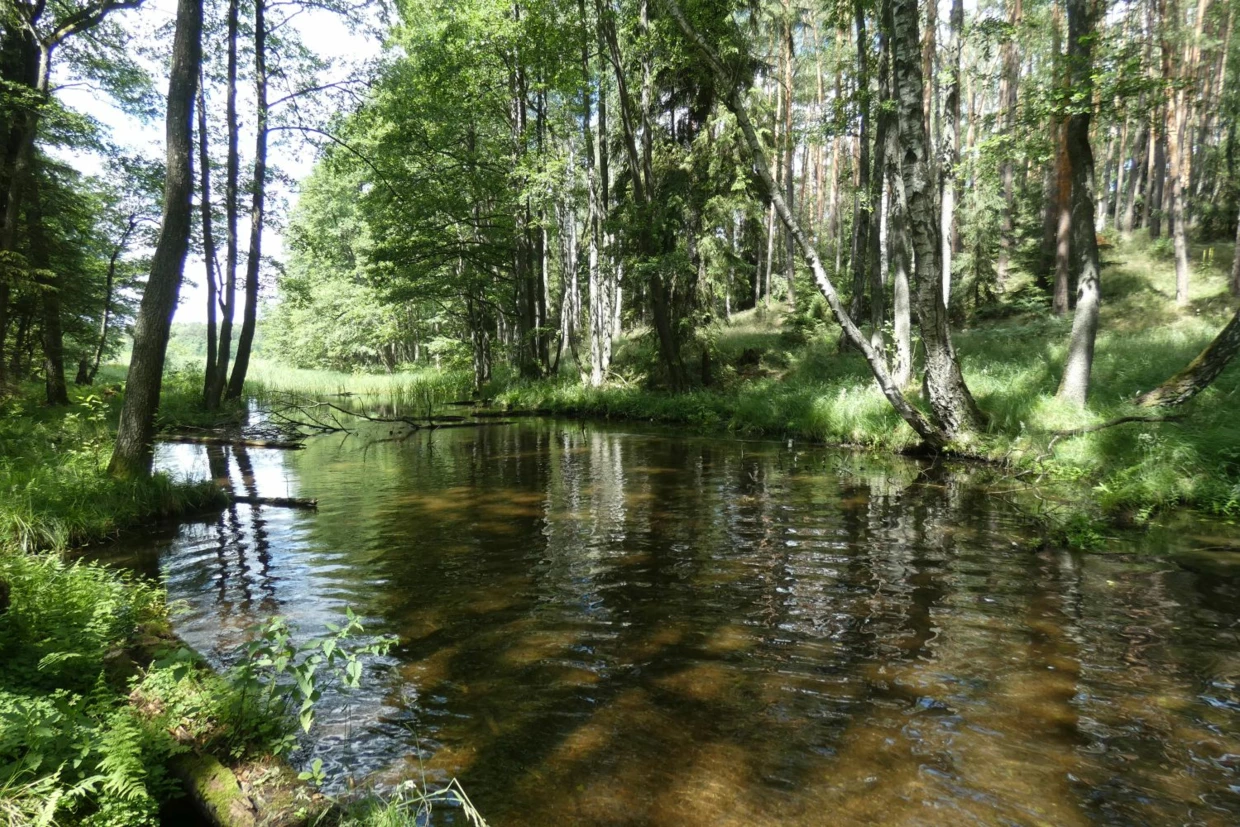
1056, 0, 1104, 407
204, 0, 240, 409
996, 0, 1022, 288
0, 0, 145, 395
890, 0, 984, 436
225, 0, 267, 400
109, 0, 203, 478
660, 0, 959, 450
1136, 306, 1240, 406
941, 0, 964, 307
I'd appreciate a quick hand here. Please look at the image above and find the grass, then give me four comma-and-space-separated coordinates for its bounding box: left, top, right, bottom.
0, 371, 225, 554
244, 360, 473, 406
495, 237, 1240, 532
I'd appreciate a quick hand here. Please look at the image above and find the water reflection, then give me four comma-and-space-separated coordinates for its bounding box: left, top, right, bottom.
102, 422, 1240, 825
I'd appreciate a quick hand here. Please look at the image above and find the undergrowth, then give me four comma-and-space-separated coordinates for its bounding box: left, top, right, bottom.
0, 377, 225, 553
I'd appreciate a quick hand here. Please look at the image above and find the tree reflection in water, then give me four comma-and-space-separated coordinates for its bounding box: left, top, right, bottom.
99, 422, 1240, 825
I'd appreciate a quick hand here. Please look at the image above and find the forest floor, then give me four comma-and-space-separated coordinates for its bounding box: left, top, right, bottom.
496, 237, 1240, 542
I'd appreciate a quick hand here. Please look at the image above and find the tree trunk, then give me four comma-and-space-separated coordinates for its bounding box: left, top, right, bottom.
1057, 0, 1103, 408
603, 0, 684, 387
1121, 122, 1148, 231
782, 2, 795, 305
582, 0, 608, 386
890, 161, 913, 388
1231, 203, 1240, 296
848, 0, 871, 322
891, 0, 985, 437
1096, 120, 1118, 231
1168, 88, 1191, 304
1052, 136, 1072, 315
80, 218, 134, 385
1147, 122, 1166, 238
868, 19, 891, 350
197, 76, 218, 402
1137, 308, 1240, 406
997, 0, 1022, 289
1166, 0, 1211, 305
941, 0, 964, 308
206, 0, 240, 409
226, 0, 267, 400
26, 175, 68, 405
0, 35, 42, 388
661, 0, 951, 449
109, 0, 203, 478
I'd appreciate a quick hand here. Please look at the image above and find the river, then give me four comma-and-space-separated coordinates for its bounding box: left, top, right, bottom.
99, 418, 1240, 826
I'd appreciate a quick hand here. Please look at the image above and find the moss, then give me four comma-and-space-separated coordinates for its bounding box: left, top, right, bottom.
173, 753, 258, 827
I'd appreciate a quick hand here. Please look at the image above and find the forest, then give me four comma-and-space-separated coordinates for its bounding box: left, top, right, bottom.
3, 0, 1240, 824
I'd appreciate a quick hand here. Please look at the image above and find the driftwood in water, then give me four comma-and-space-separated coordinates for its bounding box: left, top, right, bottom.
471, 409, 550, 419
160, 434, 306, 449
231, 495, 318, 509
427, 420, 514, 429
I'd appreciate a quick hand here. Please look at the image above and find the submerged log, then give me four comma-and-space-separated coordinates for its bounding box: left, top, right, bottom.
160, 434, 306, 450
230, 495, 318, 509
471, 408, 550, 419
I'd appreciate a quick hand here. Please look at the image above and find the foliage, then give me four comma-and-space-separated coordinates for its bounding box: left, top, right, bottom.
0, 553, 181, 827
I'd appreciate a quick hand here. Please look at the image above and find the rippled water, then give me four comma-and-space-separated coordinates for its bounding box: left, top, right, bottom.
101, 419, 1240, 825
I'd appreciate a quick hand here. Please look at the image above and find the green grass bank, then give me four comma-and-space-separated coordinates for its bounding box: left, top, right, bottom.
490, 238, 1240, 532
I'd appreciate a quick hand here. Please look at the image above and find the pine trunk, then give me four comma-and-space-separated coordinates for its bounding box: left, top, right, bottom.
997, 0, 1022, 288
1057, 0, 1103, 408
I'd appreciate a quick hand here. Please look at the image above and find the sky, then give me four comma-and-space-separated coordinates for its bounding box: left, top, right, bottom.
54, 0, 384, 325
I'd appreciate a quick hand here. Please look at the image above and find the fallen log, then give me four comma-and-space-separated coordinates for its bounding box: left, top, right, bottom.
230, 495, 318, 510
160, 435, 306, 450
471, 408, 550, 419
430, 419, 515, 429
1047, 414, 1185, 437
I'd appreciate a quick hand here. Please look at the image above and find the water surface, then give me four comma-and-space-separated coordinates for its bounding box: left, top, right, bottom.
103, 420, 1240, 826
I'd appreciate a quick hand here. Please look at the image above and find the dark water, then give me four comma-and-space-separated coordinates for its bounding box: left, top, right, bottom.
102, 420, 1240, 826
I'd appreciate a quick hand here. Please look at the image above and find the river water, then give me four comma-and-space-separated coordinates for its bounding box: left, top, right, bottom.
101, 418, 1240, 826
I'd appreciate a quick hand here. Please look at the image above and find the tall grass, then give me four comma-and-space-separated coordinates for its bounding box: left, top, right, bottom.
243, 360, 475, 415
0, 379, 224, 553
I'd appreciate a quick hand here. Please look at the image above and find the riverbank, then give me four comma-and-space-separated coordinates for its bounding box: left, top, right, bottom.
0, 368, 227, 554
1, 373, 470, 826
0, 373, 251, 825
491, 239, 1240, 539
